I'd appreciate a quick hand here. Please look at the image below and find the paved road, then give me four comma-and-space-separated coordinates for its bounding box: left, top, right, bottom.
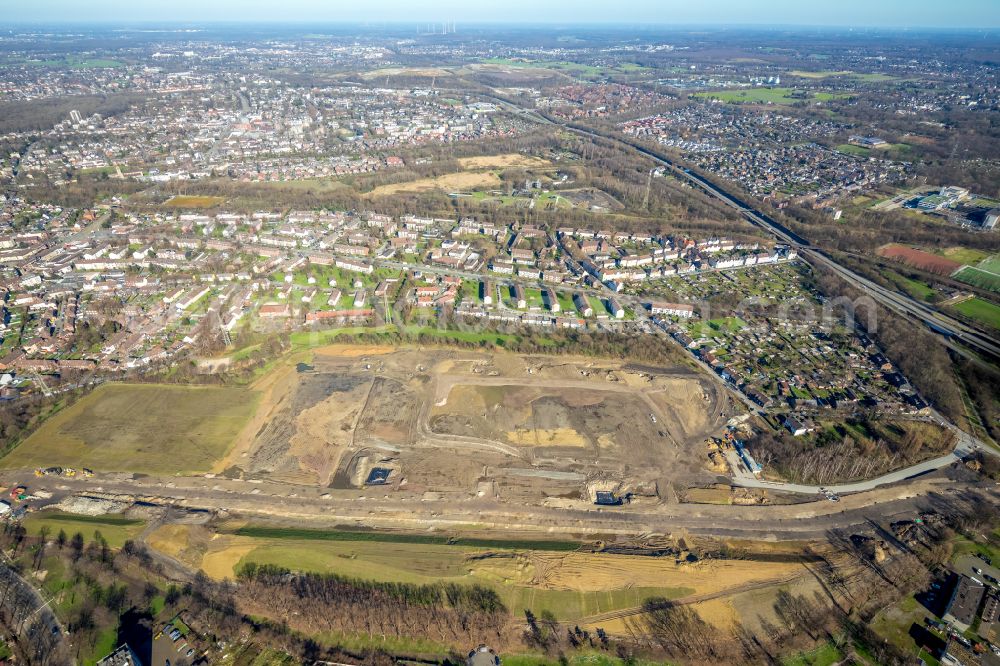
726, 413, 990, 495
583, 128, 1000, 364
492, 92, 1000, 363
485, 94, 1000, 493
7, 467, 989, 543
0, 558, 71, 664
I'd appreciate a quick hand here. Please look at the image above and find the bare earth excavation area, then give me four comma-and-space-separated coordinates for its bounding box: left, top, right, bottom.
220, 346, 732, 501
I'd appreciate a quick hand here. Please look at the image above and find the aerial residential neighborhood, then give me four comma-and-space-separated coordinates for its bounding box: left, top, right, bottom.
0, 3, 999, 665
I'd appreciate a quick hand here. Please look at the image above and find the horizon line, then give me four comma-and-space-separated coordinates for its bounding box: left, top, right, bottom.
3, 20, 1000, 32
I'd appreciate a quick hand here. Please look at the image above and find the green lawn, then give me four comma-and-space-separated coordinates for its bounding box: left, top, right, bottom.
954, 266, 1000, 294
940, 247, 990, 265
23, 512, 145, 548
979, 255, 1000, 275
883, 270, 936, 301
788, 70, 898, 83
953, 297, 1000, 330
22, 57, 124, 69
476, 57, 645, 80
290, 324, 555, 350
693, 88, 851, 105
232, 532, 691, 621
703, 317, 747, 333
782, 642, 844, 666
836, 144, 870, 156
230, 525, 581, 551
0, 383, 257, 475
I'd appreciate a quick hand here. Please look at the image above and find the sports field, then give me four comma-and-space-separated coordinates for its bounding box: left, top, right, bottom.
979, 255, 1000, 275
0, 383, 257, 474
953, 297, 1000, 331
954, 265, 1000, 294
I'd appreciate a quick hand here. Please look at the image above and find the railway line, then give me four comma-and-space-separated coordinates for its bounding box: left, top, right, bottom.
490, 91, 1000, 363
573, 125, 1000, 364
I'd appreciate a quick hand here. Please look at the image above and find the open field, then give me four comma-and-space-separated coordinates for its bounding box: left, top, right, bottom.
151, 524, 805, 623
952, 297, 1000, 330
473, 59, 648, 80
457, 154, 551, 170
0, 383, 257, 474
359, 66, 451, 79
877, 244, 964, 276
368, 171, 501, 196
23, 512, 145, 548
789, 70, 897, 83
3, 347, 731, 502
979, 254, 1000, 275
244, 346, 725, 496
16, 57, 124, 69
940, 247, 990, 265
954, 266, 1000, 294
692, 87, 850, 104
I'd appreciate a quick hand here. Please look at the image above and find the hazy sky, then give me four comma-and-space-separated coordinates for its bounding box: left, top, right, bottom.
5, 0, 1000, 29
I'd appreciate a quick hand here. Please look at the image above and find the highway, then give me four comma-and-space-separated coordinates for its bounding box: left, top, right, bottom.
480, 95, 1000, 494
492, 93, 1000, 363
574, 127, 1000, 364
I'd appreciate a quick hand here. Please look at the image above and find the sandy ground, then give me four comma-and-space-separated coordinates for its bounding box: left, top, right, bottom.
212, 363, 294, 474
201, 539, 257, 580
199, 346, 733, 500
360, 67, 451, 79
314, 344, 396, 357
535, 552, 800, 594
368, 171, 501, 196
457, 154, 552, 170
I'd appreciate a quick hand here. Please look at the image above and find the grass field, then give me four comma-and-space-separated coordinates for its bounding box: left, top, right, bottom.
940, 247, 989, 265
231, 525, 582, 551
288, 324, 555, 351
19, 57, 124, 69
781, 642, 844, 666
0, 383, 257, 474
163, 195, 226, 208
837, 143, 909, 157
955, 266, 1000, 294
22, 512, 145, 548
788, 70, 896, 83
163, 523, 800, 622
836, 143, 871, 156
195, 534, 694, 620
475, 58, 645, 80
693, 87, 850, 105
953, 297, 1000, 330
870, 594, 939, 666
882, 269, 936, 301
979, 255, 1000, 275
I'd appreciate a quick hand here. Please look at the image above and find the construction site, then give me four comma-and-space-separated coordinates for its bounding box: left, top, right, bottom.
222, 345, 735, 504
